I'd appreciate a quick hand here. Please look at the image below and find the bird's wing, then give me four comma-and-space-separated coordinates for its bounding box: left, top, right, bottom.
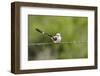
52, 36, 57, 41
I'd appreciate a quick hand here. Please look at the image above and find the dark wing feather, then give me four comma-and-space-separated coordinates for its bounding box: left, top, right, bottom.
53, 36, 57, 41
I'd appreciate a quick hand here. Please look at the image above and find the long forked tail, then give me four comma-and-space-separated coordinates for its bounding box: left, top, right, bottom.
35, 28, 53, 37
35, 28, 43, 34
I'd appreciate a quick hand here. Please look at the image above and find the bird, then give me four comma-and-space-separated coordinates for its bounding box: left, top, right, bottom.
35, 28, 61, 43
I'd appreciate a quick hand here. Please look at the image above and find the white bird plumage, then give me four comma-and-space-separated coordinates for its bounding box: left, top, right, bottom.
51, 33, 61, 43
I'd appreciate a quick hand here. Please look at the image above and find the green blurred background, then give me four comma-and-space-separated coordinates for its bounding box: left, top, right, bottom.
28, 15, 88, 60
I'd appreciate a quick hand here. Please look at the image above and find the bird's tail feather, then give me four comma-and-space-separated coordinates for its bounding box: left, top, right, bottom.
45, 33, 53, 37
35, 28, 53, 37
35, 28, 43, 34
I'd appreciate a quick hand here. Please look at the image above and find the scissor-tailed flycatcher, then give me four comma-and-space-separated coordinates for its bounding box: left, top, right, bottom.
35, 28, 61, 43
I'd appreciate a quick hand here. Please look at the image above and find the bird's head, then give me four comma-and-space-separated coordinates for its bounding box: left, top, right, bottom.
56, 33, 61, 36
